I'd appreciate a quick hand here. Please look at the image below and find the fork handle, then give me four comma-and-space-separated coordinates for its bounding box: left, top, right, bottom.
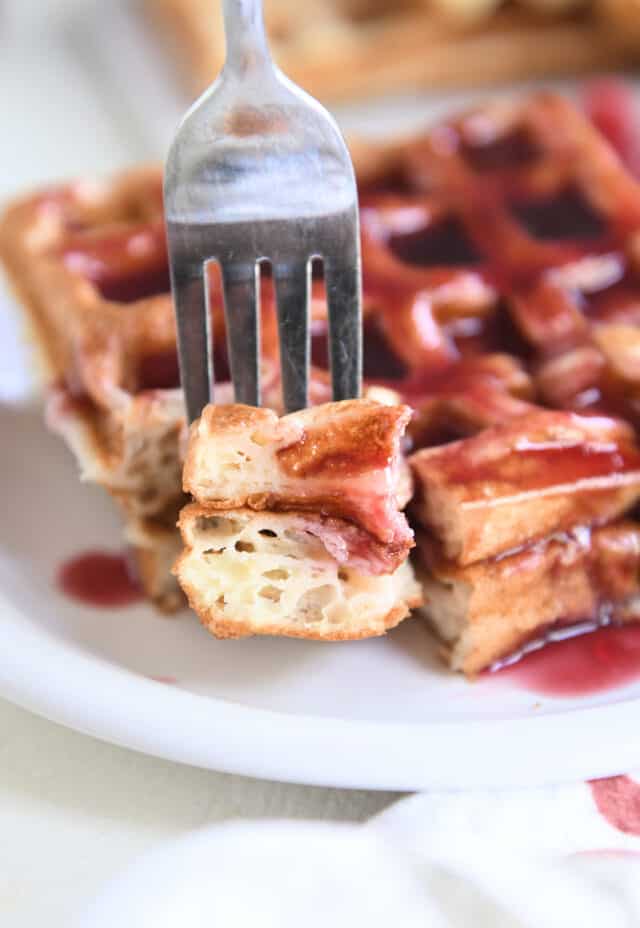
222, 0, 271, 75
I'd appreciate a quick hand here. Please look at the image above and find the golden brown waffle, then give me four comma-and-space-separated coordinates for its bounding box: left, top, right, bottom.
410, 410, 640, 564
176, 399, 421, 640
182, 400, 414, 549
417, 521, 640, 675
597, 0, 640, 49
0, 169, 187, 609
177, 505, 422, 640
4, 90, 640, 667
147, 0, 634, 101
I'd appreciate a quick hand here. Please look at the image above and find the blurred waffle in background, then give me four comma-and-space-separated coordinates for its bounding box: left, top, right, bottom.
599, 0, 640, 50
147, 0, 640, 102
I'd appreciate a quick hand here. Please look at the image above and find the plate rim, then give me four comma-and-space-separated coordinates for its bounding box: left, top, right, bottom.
1, 587, 639, 790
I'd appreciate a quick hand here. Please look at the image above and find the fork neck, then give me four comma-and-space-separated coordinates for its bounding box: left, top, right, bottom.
222, 0, 272, 77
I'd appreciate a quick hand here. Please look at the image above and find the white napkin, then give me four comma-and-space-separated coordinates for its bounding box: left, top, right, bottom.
80, 774, 640, 927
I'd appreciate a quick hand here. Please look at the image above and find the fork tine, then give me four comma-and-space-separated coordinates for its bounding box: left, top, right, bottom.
221, 261, 261, 406
273, 259, 310, 413
171, 269, 211, 424
324, 242, 363, 402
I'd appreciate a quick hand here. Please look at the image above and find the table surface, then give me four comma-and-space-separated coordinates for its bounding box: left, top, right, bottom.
0, 3, 398, 924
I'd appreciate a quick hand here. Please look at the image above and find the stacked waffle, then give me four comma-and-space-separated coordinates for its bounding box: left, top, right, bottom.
410, 411, 640, 674
177, 401, 422, 639
0, 170, 187, 610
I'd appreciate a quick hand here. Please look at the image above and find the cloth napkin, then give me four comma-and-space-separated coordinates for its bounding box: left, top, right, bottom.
81, 773, 640, 927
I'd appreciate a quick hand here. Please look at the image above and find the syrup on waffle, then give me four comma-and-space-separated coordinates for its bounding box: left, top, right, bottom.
4, 89, 640, 669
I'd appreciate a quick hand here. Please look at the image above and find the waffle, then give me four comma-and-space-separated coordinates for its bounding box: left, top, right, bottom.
183, 401, 413, 544
147, 0, 634, 102
176, 399, 421, 640
0, 170, 188, 609
597, 0, 640, 49
177, 506, 421, 640
417, 521, 640, 675
410, 410, 640, 565
4, 90, 640, 667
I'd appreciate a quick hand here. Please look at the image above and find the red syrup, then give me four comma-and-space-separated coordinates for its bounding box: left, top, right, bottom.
461, 126, 542, 172
589, 776, 640, 836
62, 222, 171, 303
583, 79, 640, 179
487, 623, 640, 698
509, 184, 606, 242
137, 350, 181, 391
57, 550, 143, 608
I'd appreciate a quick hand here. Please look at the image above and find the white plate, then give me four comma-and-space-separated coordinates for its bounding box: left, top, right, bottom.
2, 299, 640, 790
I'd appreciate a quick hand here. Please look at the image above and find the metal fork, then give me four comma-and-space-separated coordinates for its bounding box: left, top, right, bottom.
164, 0, 362, 423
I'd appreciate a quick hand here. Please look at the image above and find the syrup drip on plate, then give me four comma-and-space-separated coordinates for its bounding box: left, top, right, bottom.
487, 622, 640, 697
57, 550, 143, 608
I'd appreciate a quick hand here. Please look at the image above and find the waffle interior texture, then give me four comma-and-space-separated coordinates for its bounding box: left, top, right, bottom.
176, 505, 422, 640
4, 90, 640, 670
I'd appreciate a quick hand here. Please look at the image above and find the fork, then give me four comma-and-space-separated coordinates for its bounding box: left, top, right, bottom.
164, 0, 362, 423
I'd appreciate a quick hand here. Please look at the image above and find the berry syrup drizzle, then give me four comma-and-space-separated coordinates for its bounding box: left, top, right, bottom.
478, 81, 640, 699
487, 622, 640, 698
584, 79, 640, 179
57, 550, 143, 608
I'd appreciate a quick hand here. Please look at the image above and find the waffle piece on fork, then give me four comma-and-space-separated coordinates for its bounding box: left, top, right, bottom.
175, 399, 421, 640
182, 400, 414, 553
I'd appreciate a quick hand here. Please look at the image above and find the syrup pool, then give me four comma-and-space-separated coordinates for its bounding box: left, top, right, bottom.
488, 624, 640, 698
57, 550, 143, 608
